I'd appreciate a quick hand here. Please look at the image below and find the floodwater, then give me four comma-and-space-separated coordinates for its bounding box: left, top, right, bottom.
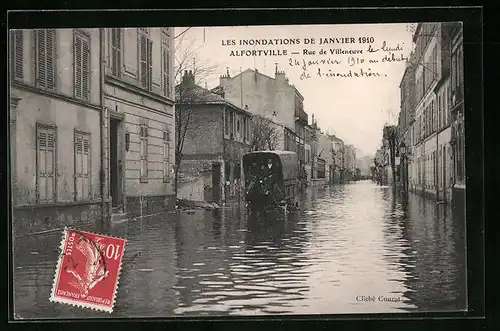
12, 180, 467, 319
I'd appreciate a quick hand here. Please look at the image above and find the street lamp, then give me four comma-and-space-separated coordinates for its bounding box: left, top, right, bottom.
399, 141, 406, 155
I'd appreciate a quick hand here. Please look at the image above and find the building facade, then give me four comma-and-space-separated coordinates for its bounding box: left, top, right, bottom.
398, 55, 416, 194
10, 28, 104, 235
331, 135, 345, 184
343, 145, 357, 182
412, 22, 454, 199
9, 27, 176, 235
102, 27, 176, 216
213, 67, 308, 164
449, 23, 465, 208
176, 71, 252, 204
316, 130, 334, 185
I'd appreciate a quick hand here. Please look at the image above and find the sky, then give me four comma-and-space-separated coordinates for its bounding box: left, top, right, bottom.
174, 24, 415, 157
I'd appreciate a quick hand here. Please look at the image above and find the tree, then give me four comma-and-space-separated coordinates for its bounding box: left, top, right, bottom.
174, 29, 219, 196
250, 115, 281, 151
383, 125, 398, 192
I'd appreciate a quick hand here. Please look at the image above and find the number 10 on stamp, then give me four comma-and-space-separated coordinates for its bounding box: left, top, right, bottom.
50, 228, 127, 313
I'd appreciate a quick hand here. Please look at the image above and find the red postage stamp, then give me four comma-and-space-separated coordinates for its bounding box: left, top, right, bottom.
50, 228, 126, 313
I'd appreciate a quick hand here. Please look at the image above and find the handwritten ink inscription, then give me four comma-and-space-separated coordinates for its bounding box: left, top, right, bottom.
221, 37, 410, 80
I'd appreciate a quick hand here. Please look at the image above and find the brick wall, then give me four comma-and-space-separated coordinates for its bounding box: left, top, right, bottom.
181, 105, 224, 157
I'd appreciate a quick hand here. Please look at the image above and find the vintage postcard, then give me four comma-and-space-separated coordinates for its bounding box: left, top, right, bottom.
10, 22, 467, 318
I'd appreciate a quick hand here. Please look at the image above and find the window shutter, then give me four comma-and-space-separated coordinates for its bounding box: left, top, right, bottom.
36, 30, 47, 89
46, 30, 55, 90
82, 37, 90, 100
74, 34, 82, 99
82, 135, 90, 199
75, 134, 83, 200
139, 35, 147, 88
162, 47, 170, 97
12, 30, 24, 80
147, 39, 153, 90
37, 126, 56, 203
111, 28, 121, 76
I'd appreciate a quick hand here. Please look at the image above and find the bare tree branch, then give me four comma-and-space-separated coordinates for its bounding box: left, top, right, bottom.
251, 115, 280, 151
173, 32, 221, 196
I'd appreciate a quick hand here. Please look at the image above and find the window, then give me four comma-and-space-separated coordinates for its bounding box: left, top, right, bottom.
139, 118, 149, 181
224, 108, 230, 136
161, 48, 171, 97
74, 131, 91, 201
35, 29, 56, 91
11, 30, 23, 81
317, 158, 326, 178
139, 32, 153, 90
110, 28, 122, 77
242, 117, 247, 141
36, 124, 57, 203
444, 86, 449, 125
161, 30, 171, 97
163, 124, 171, 182
229, 111, 234, 137
73, 30, 91, 101
432, 100, 436, 132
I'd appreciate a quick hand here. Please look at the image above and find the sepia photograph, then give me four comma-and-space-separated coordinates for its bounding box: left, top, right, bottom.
9, 21, 467, 318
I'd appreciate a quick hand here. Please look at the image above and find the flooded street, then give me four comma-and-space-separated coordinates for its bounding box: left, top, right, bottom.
13, 180, 467, 318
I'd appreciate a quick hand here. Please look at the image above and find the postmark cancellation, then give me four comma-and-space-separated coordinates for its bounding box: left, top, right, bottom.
49, 228, 127, 313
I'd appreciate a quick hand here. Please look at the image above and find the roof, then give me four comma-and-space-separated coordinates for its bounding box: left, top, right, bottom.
244, 150, 297, 157
176, 83, 252, 116
213, 68, 305, 100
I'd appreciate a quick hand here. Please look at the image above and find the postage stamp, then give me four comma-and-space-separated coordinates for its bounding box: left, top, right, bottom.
49, 228, 127, 313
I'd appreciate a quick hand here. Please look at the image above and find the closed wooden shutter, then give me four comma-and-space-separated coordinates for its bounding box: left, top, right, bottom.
74, 31, 90, 101
139, 35, 147, 88
82, 37, 90, 100
162, 48, 170, 96
74, 34, 82, 98
147, 39, 153, 90
163, 126, 170, 182
75, 132, 91, 200
36, 30, 47, 89
36, 29, 55, 90
111, 28, 121, 76
11, 30, 24, 80
140, 119, 149, 180
46, 30, 55, 90
37, 126, 56, 203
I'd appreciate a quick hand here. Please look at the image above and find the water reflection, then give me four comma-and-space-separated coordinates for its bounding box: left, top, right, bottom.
13, 181, 466, 318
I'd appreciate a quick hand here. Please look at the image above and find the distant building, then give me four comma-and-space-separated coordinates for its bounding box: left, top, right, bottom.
449, 23, 465, 208
176, 70, 252, 203
412, 22, 454, 200
398, 52, 417, 193
212, 66, 308, 167
343, 145, 357, 181
331, 135, 345, 184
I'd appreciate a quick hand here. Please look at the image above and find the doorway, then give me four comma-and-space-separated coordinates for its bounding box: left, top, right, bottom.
109, 117, 123, 211
212, 163, 221, 203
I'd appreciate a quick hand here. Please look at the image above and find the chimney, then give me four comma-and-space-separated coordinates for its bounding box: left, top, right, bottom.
182, 70, 195, 86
